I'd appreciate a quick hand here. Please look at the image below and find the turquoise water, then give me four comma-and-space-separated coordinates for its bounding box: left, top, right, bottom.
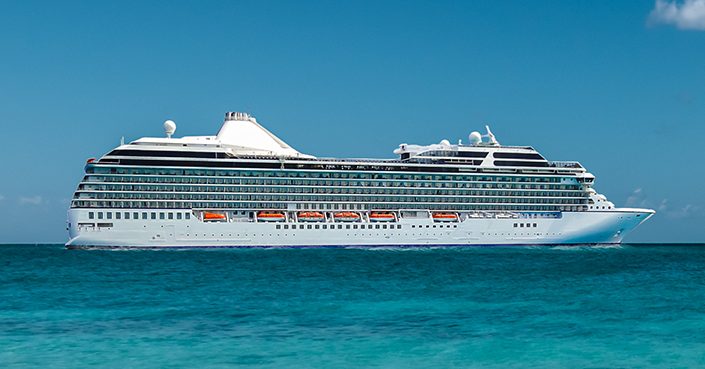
1, 244, 704, 368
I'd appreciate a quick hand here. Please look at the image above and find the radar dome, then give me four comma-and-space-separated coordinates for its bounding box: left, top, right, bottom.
164, 120, 176, 138
440, 139, 451, 146
469, 131, 482, 145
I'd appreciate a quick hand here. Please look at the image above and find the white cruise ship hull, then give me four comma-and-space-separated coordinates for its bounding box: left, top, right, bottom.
66, 209, 653, 249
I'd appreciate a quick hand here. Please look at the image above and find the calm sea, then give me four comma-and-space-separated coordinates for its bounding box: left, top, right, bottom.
1, 244, 704, 368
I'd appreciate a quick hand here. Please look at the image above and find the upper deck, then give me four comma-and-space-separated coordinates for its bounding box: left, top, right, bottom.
96, 111, 585, 176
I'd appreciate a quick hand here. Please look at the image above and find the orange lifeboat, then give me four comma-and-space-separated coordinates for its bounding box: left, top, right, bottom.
297, 212, 325, 222
432, 213, 458, 222
369, 212, 395, 222
257, 212, 285, 222
334, 212, 361, 222
204, 212, 226, 220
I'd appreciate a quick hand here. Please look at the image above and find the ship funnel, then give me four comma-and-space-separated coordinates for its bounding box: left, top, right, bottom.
225, 111, 252, 122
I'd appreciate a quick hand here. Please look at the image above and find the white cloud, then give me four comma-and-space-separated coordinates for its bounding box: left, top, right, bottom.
658, 199, 668, 211
666, 204, 695, 218
625, 188, 646, 207
625, 189, 701, 218
19, 196, 42, 205
648, 0, 705, 30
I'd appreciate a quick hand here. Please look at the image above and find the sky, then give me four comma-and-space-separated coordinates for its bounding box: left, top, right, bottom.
0, 0, 704, 243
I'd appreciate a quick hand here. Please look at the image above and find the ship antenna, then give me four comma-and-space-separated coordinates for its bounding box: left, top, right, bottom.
482, 125, 499, 145
249, 105, 251, 117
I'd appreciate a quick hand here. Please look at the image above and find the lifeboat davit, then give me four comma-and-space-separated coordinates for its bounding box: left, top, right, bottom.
432, 213, 458, 222
297, 212, 325, 222
369, 212, 395, 222
334, 212, 360, 222
204, 212, 226, 220
257, 212, 285, 222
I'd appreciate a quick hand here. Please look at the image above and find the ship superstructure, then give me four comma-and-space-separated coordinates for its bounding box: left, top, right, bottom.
66, 112, 653, 248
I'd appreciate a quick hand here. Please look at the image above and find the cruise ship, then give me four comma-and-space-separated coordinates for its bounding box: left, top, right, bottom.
65, 111, 654, 249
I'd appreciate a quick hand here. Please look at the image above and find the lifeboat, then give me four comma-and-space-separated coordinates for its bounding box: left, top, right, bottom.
204, 212, 226, 221
432, 213, 458, 222
257, 212, 285, 222
297, 212, 325, 222
334, 212, 360, 222
369, 212, 395, 222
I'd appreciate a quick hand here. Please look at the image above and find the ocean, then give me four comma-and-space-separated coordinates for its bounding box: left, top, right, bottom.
1, 244, 704, 367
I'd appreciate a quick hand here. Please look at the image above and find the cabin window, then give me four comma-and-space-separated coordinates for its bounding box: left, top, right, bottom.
142, 212, 147, 219
177, 213, 182, 220
185, 213, 190, 220
97, 212, 103, 219
89, 212, 94, 219
276, 225, 281, 229
115, 212, 121, 220
124, 212, 130, 219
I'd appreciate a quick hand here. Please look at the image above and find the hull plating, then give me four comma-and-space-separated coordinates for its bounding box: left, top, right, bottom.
66, 209, 653, 249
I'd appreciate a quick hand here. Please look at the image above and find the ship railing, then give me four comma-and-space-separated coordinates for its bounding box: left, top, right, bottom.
548, 161, 582, 169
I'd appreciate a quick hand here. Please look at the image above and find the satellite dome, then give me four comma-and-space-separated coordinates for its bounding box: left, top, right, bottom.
164, 120, 176, 138
469, 131, 482, 145
439, 139, 451, 146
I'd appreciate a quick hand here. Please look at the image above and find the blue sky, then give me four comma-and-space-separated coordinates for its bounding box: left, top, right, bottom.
1, 0, 703, 243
